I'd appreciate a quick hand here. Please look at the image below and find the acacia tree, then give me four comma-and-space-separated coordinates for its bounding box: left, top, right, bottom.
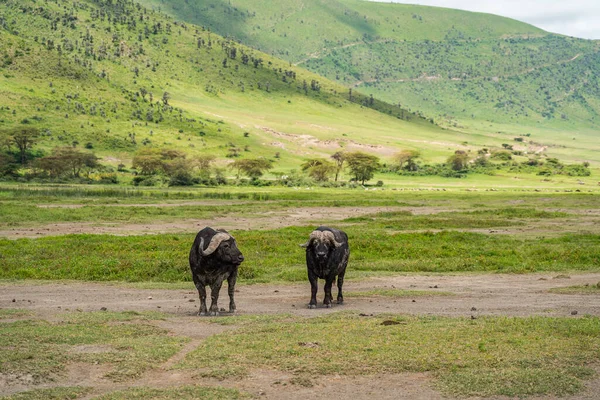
194, 154, 216, 178
301, 158, 335, 182
229, 158, 272, 179
393, 150, 420, 171
447, 150, 470, 171
9, 127, 40, 164
132, 148, 186, 175
330, 151, 346, 182
36, 147, 99, 178
345, 151, 380, 185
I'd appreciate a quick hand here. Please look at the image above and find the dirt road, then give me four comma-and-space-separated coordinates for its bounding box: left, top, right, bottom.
2, 273, 600, 399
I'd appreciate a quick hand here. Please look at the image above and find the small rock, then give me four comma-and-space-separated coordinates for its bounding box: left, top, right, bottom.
274, 290, 279, 293
471, 307, 477, 311
412, 299, 416, 303
292, 304, 296, 307
220, 308, 226, 312
100, 307, 107, 311
147, 296, 153, 300
157, 306, 161, 309
433, 285, 438, 289
258, 390, 266, 396
571, 310, 578, 315
188, 299, 195, 302
11, 299, 15, 303
359, 313, 370, 317
471, 315, 477, 320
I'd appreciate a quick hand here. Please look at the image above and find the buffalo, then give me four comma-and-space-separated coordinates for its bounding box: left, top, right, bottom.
300, 226, 349, 309
189, 227, 244, 316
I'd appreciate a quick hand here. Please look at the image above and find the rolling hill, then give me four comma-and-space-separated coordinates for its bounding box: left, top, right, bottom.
0, 0, 597, 183
139, 0, 600, 146
0, 0, 447, 170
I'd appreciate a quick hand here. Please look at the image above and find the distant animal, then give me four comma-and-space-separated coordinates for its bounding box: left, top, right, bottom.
189, 227, 245, 316
300, 226, 349, 309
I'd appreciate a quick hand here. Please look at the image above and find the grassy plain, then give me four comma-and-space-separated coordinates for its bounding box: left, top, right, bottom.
1, 185, 599, 283
179, 313, 600, 397
1, 184, 600, 398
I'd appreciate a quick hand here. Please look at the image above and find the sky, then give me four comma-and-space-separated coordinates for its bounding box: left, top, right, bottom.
376, 1, 600, 39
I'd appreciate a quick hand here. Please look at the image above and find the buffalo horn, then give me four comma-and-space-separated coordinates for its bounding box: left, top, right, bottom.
199, 232, 231, 256
299, 230, 343, 248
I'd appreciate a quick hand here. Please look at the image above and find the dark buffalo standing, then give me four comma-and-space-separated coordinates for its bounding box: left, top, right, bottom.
300, 226, 349, 309
189, 227, 244, 316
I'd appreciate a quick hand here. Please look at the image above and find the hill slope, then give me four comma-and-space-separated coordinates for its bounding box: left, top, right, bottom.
0, 0, 456, 171
0, 0, 597, 181
140, 0, 600, 135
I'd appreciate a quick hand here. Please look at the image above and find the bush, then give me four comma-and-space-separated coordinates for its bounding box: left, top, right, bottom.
97, 173, 118, 184
168, 171, 195, 186
132, 175, 161, 186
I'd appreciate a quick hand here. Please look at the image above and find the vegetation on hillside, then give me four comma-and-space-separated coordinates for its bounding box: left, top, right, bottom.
144, 0, 600, 131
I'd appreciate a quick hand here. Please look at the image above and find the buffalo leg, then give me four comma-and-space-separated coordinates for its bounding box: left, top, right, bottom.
308, 270, 318, 309
209, 278, 225, 316
337, 270, 346, 304
323, 278, 334, 308
194, 280, 208, 316
227, 271, 238, 313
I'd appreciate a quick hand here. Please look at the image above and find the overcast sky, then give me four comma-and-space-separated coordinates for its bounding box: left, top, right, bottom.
375, 1, 600, 39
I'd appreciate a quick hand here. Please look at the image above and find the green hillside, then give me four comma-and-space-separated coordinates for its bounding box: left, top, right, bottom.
141, 0, 600, 137
0, 0, 597, 189
0, 0, 446, 171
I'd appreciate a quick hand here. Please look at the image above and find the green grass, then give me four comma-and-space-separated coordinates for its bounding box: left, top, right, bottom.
0, 308, 32, 319
1, 189, 598, 282
0, 387, 91, 400
94, 386, 249, 400
0, 311, 187, 383
177, 312, 600, 397
549, 283, 600, 295
1, 230, 599, 282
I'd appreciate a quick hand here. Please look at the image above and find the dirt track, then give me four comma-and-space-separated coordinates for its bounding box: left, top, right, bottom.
2, 273, 600, 399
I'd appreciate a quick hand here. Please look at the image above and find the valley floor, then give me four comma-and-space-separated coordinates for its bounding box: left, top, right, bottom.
2, 273, 600, 399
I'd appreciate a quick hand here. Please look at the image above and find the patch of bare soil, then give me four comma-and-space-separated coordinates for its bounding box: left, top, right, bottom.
0, 206, 455, 239
2, 273, 600, 399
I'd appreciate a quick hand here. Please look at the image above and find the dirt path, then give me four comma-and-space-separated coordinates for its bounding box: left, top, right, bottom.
0, 206, 457, 239
3, 273, 599, 318
2, 273, 600, 399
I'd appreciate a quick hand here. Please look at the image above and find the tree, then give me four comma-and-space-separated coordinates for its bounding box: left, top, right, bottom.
229, 158, 272, 179
132, 148, 164, 175
447, 150, 469, 171
194, 154, 216, 179
393, 150, 420, 171
162, 91, 170, 105
345, 151, 380, 185
301, 158, 335, 182
132, 148, 187, 175
9, 127, 40, 164
36, 147, 99, 178
330, 151, 346, 182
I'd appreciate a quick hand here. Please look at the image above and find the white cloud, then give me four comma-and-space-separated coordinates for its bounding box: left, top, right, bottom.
373, 0, 600, 39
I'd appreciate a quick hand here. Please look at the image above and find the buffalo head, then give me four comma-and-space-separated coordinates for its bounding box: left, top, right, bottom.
199, 231, 245, 265
300, 230, 343, 262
